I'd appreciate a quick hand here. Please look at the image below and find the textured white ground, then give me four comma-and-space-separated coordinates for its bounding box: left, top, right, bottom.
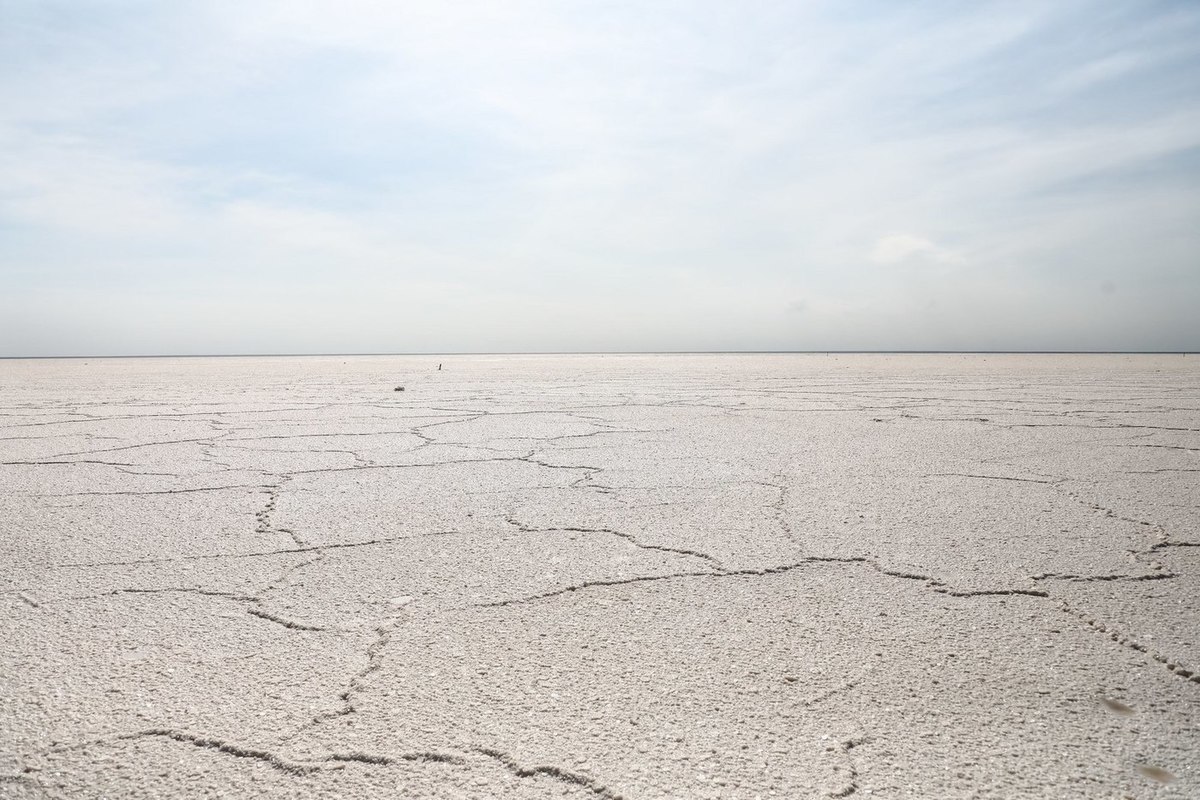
1, 354, 1197, 799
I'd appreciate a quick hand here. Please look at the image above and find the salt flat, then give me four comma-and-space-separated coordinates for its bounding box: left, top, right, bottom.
1, 353, 1197, 799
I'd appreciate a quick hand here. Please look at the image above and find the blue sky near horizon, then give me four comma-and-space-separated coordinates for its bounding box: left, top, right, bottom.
1, 1, 1198, 355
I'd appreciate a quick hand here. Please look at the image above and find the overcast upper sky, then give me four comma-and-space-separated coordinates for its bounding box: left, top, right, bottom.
2, 1, 1198, 355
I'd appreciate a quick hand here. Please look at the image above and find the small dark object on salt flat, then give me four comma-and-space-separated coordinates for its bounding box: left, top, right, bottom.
394, 386, 405, 392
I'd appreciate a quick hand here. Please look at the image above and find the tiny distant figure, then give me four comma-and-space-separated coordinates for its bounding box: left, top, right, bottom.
438, 363, 442, 371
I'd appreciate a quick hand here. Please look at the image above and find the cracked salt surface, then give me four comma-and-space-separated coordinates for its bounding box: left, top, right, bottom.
1, 353, 1198, 798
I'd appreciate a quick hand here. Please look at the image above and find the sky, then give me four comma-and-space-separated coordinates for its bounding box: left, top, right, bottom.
2, 0, 1199, 355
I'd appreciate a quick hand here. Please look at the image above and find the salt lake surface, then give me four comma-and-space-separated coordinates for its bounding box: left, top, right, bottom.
1, 354, 1198, 798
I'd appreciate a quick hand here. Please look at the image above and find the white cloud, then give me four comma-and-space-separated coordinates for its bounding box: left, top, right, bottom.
869, 234, 964, 266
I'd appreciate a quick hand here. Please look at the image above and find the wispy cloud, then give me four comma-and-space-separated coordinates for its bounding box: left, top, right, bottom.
1, 0, 1198, 353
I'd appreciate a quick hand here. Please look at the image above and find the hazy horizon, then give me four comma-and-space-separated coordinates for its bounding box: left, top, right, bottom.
3, 1, 1199, 357
4, 349, 1199, 362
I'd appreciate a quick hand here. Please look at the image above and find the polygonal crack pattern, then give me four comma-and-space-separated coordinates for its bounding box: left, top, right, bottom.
1, 354, 1197, 799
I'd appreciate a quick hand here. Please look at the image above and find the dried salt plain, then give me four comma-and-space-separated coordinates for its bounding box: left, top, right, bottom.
1, 354, 1198, 799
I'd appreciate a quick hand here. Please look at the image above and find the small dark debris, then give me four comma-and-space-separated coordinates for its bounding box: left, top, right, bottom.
394, 386, 405, 392
1101, 697, 1134, 715
1136, 764, 1174, 783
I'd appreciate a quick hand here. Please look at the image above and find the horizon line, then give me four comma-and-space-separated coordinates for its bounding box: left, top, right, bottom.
2, 350, 1196, 360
